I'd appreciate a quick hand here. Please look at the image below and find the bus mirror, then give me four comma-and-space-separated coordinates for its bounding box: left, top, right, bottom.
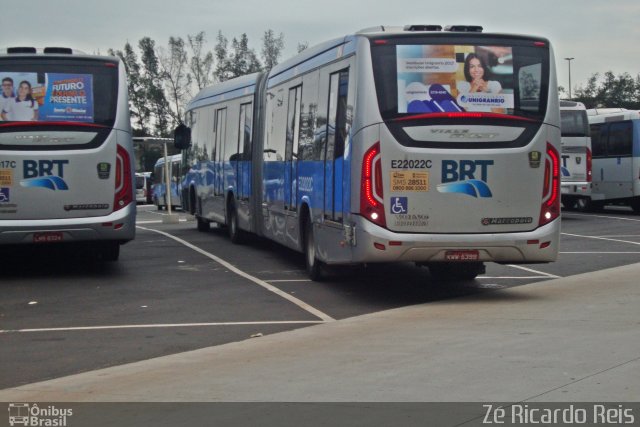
174, 123, 191, 150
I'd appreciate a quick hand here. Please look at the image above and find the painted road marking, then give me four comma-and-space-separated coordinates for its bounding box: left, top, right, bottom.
563, 212, 640, 222
561, 251, 640, 254
0, 321, 324, 334
137, 225, 335, 322
506, 264, 561, 279
562, 232, 640, 246
266, 279, 313, 283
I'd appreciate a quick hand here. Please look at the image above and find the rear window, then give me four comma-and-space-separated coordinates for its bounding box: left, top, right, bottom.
0, 57, 118, 126
135, 176, 146, 189
370, 35, 550, 121
560, 110, 589, 136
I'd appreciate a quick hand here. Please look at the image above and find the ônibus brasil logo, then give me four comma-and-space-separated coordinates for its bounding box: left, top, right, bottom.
7, 403, 73, 426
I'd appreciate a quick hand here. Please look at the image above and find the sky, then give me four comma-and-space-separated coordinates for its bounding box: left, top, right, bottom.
2, 0, 639, 93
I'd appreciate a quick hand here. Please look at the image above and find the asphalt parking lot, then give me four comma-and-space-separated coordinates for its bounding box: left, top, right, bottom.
1, 204, 639, 389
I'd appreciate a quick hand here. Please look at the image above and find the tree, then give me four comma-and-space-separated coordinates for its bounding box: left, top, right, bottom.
227, 33, 262, 79
109, 42, 150, 136
261, 29, 285, 71
214, 31, 231, 82
573, 71, 640, 110
188, 31, 214, 90
159, 36, 192, 125
297, 42, 309, 53
139, 37, 171, 136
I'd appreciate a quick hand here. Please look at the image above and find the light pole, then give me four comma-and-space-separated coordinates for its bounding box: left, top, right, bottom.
565, 57, 574, 99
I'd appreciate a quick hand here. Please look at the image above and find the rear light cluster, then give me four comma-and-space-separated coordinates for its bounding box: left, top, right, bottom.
114, 144, 133, 212
539, 142, 561, 226
586, 147, 592, 183
360, 142, 386, 228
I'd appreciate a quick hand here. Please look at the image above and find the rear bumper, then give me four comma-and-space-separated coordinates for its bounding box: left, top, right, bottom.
350, 215, 560, 264
561, 181, 591, 198
0, 203, 136, 245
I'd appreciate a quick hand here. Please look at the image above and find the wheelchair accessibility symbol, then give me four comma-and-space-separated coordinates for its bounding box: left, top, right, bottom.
390, 197, 408, 214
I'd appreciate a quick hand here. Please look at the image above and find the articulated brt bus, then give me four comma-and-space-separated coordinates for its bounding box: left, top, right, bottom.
0, 47, 135, 260
175, 25, 561, 280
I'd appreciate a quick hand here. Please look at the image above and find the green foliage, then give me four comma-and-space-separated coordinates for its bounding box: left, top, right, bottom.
573, 71, 640, 110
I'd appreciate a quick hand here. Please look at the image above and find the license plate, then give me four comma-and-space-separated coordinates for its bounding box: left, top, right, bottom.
445, 250, 480, 261
33, 232, 64, 243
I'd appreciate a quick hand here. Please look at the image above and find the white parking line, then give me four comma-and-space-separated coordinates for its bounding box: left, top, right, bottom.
562, 232, 640, 246
506, 264, 561, 279
136, 225, 335, 322
563, 212, 640, 222
479, 276, 552, 280
266, 279, 312, 283
561, 251, 640, 254
0, 321, 324, 334
137, 219, 189, 224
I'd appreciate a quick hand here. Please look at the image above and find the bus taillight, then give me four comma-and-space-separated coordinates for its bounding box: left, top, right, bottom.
114, 144, 133, 212
540, 142, 560, 227
360, 142, 386, 227
586, 147, 592, 183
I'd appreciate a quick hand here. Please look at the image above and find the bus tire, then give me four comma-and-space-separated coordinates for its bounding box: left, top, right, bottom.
304, 219, 324, 281
196, 216, 210, 232
428, 262, 485, 281
228, 204, 244, 244
631, 197, 640, 214
100, 242, 120, 262
575, 197, 591, 212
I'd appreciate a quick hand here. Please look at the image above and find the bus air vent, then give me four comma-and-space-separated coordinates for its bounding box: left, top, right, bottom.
404, 25, 442, 32
444, 25, 483, 32
44, 47, 73, 54
7, 47, 37, 54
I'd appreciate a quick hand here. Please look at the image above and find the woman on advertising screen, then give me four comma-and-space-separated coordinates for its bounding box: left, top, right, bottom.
1, 80, 38, 121
457, 53, 502, 94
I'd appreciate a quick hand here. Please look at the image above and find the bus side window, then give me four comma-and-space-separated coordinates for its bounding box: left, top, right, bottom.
607, 121, 632, 157
590, 124, 607, 157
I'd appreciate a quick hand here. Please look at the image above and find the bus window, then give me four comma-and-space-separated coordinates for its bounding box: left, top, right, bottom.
607, 121, 632, 157
590, 124, 607, 157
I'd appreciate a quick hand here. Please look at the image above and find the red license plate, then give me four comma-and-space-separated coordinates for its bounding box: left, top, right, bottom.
33, 232, 64, 243
445, 250, 480, 261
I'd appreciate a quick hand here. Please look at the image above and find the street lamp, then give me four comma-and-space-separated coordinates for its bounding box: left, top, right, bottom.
564, 57, 574, 99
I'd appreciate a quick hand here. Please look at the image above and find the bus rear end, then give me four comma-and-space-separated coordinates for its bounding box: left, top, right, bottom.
352, 29, 560, 276
0, 48, 135, 260
559, 101, 592, 210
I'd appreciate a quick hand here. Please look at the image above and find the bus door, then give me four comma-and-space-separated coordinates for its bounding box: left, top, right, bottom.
285, 86, 302, 212
237, 103, 253, 200
324, 69, 349, 222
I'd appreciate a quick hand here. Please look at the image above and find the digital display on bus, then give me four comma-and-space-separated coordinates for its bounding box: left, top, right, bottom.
371, 38, 549, 121
396, 45, 515, 114
1, 72, 94, 122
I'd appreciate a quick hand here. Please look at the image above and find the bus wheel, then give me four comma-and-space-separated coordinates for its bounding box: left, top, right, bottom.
631, 198, 640, 214
304, 219, 324, 281
99, 242, 120, 262
575, 197, 591, 212
428, 262, 485, 281
196, 216, 210, 232
228, 205, 244, 244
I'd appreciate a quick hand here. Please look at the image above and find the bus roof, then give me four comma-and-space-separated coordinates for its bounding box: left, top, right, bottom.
587, 108, 640, 123
187, 72, 262, 111
560, 100, 586, 109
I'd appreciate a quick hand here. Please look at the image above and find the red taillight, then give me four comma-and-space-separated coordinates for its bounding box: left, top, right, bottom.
539, 142, 560, 226
586, 147, 592, 183
114, 144, 133, 212
360, 142, 386, 228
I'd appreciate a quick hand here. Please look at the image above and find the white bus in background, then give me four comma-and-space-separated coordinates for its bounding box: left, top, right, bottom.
559, 100, 592, 210
587, 108, 640, 212
0, 47, 135, 260
175, 25, 562, 280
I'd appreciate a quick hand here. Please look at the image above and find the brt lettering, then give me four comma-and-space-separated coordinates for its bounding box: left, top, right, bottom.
561, 155, 569, 167
441, 160, 493, 183
24, 160, 69, 178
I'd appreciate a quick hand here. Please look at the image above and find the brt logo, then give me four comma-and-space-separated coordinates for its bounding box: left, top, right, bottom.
438, 160, 494, 198
21, 160, 70, 191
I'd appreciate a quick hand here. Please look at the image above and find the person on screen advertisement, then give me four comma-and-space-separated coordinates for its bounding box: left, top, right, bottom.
1, 77, 15, 121
1, 80, 38, 121
457, 53, 502, 94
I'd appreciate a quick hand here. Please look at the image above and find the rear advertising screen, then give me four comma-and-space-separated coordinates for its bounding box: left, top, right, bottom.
396, 45, 515, 114
1, 72, 94, 122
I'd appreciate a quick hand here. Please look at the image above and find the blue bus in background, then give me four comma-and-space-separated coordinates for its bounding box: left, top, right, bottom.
174, 25, 561, 280
152, 154, 183, 211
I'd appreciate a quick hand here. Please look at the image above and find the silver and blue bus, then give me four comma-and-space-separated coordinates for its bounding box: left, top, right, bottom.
588, 108, 640, 212
175, 25, 561, 280
0, 47, 135, 260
